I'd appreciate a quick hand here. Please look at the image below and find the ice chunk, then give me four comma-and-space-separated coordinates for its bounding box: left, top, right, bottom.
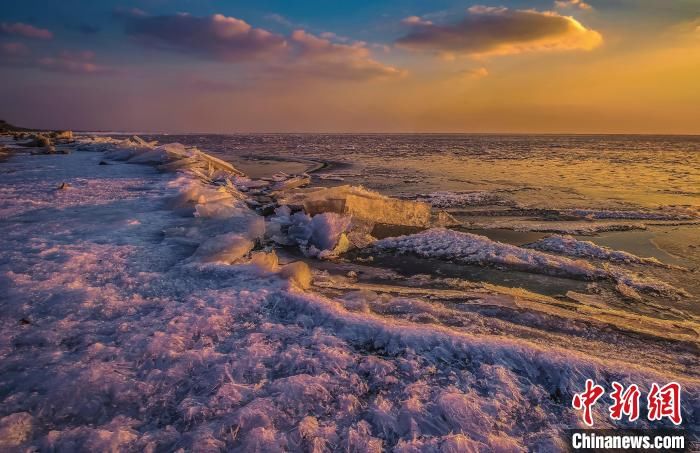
280, 185, 432, 227
310, 213, 352, 251
195, 151, 244, 176
193, 233, 254, 264
79, 136, 154, 158
271, 174, 311, 192
127, 143, 193, 164
280, 261, 312, 289
249, 250, 280, 273
285, 212, 314, 247
76, 135, 245, 178
267, 208, 357, 257
169, 179, 251, 221
232, 176, 271, 191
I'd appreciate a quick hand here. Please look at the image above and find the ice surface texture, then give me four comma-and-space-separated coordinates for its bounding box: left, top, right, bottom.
526, 234, 677, 268
374, 228, 688, 298
374, 228, 606, 279
0, 137, 697, 451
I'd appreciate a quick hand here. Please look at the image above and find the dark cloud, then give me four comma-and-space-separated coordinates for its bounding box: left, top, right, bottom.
396, 6, 602, 58
0, 22, 53, 40
120, 12, 287, 61
118, 11, 403, 81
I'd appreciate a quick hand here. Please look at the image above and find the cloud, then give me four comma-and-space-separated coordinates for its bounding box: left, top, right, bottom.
121, 11, 287, 61
319, 32, 350, 43
37, 51, 117, 75
459, 67, 489, 79
265, 13, 304, 30
119, 11, 402, 81
0, 22, 53, 40
288, 30, 405, 80
401, 16, 433, 26
397, 6, 602, 58
554, 0, 592, 10
1, 42, 29, 57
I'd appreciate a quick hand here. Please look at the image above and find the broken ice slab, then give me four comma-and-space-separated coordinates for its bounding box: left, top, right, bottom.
77, 136, 245, 177
280, 185, 433, 228
196, 151, 245, 176
270, 174, 311, 192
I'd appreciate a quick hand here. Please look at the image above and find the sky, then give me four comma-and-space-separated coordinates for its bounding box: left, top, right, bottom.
0, 0, 699, 133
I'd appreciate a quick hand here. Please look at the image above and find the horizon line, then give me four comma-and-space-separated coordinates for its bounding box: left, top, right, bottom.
5, 121, 700, 137
77, 130, 700, 137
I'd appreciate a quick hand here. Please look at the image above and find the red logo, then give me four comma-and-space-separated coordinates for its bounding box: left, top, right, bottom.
647, 382, 682, 425
609, 382, 640, 422
572, 379, 605, 426
572, 380, 682, 426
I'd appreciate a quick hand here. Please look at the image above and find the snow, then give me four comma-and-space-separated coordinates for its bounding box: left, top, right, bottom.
0, 137, 697, 451
373, 228, 688, 298
604, 265, 690, 300
410, 190, 500, 208
0, 412, 33, 449
526, 234, 676, 268
374, 228, 606, 280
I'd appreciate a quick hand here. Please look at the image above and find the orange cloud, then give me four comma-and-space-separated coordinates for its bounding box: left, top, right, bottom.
401, 16, 433, 26
397, 6, 602, 58
554, 0, 592, 11
287, 30, 405, 80
460, 67, 489, 79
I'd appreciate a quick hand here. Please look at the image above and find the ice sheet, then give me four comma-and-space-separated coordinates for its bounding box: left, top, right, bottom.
0, 138, 697, 451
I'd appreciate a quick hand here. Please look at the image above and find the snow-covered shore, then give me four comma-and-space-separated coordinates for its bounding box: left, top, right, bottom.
0, 137, 698, 451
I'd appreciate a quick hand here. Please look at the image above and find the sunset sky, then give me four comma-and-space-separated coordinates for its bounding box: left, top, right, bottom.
1, 0, 699, 133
